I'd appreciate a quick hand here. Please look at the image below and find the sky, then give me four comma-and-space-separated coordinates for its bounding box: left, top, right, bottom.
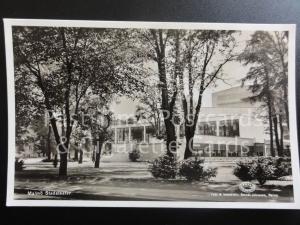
110, 30, 254, 117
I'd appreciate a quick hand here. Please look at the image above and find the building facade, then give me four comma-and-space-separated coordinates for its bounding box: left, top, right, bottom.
100, 86, 290, 162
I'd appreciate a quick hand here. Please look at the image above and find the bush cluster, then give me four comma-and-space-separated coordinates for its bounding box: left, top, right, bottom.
15, 159, 25, 171
149, 155, 177, 179
273, 157, 292, 177
233, 157, 292, 185
179, 158, 217, 181
129, 149, 141, 162
149, 155, 217, 181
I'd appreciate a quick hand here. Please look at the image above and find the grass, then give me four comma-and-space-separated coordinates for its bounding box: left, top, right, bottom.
13, 159, 294, 202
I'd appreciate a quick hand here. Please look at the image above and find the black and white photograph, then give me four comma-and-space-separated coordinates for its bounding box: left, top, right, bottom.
4, 19, 300, 208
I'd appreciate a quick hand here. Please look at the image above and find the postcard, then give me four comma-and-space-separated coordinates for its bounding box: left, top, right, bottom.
4, 19, 300, 208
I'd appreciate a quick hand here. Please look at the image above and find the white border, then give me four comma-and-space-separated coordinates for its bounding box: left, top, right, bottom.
4, 18, 300, 209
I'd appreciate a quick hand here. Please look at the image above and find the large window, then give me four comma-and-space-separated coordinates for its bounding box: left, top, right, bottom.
228, 145, 241, 157
194, 143, 210, 157
117, 128, 129, 143
211, 144, 226, 157
198, 121, 217, 136
219, 119, 239, 137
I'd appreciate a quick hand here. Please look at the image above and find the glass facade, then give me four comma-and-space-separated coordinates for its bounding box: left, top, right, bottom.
111, 118, 257, 157
196, 119, 239, 137
219, 119, 240, 137
193, 143, 210, 157
211, 144, 226, 157
115, 126, 156, 143
198, 121, 217, 136
228, 145, 241, 157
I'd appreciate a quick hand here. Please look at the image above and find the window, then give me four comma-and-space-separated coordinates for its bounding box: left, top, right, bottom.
228, 145, 241, 157
117, 128, 129, 143
194, 143, 210, 157
219, 119, 239, 137
198, 121, 217, 136
211, 144, 226, 157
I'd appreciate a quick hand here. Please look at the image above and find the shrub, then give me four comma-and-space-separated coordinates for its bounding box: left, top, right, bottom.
179, 158, 217, 181
149, 155, 177, 179
129, 148, 141, 162
273, 157, 292, 178
249, 157, 276, 185
15, 159, 25, 171
233, 159, 254, 181
234, 157, 280, 185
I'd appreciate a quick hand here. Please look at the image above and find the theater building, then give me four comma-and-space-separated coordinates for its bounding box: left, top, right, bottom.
101, 86, 290, 162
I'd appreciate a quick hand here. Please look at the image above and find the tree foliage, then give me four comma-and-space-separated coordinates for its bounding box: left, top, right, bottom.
239, 31, 289, 156
13, 26, 144, 176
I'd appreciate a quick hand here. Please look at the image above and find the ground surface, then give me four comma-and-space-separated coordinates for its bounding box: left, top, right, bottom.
14, 158, 294, 202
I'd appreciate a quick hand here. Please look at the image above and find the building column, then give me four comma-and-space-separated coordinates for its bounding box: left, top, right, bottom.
216, 120, 220, 136
195, 123, 199, 135
264, 144, 267, 156
225, 144, 229, 157
209, 144, 212, 157
114, 128, 117, 144
128, 126, 131, 142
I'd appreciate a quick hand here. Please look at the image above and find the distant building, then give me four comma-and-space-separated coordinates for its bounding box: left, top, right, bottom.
102, 86, 290, 162
212, 86, 260, 108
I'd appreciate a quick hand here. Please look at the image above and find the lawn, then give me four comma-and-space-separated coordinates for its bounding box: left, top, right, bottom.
14, 158, 294, 202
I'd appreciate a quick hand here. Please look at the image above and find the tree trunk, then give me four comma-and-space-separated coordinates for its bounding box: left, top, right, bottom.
92, 146, 96, 162
59, 149, 68, 176
265, 69, 275, 157
151, 29, 178, 158
74, 144, 79, 161
279, 114, 284, 156
283, 88, 289, 130
184, 124, 195, 159
267, 103, 275, 157
164, 118, 177, 157
79, 149, 83, 164
273, 115, 281, 156
156, 110, 161, 137
94, 141, 103, 168
184, 127, 195, 159
53, 153, 58, 168
280, 51, 289, 130
47, 125, 52, 160
35, 63, 71, 177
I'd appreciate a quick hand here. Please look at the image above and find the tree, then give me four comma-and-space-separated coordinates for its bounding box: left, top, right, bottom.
239, 31, 289, 157
15, 63, 46, 146
241, 64, 277, 156
138, 29, 181, 157
135, 84, 163, 138
178, 30, 237, 159
264, 31, 289, 130
78, 94, 113, 168
13, 27, 143, 176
